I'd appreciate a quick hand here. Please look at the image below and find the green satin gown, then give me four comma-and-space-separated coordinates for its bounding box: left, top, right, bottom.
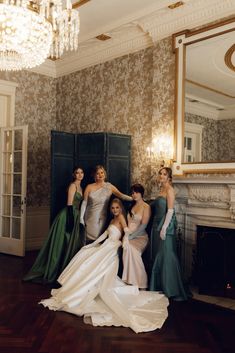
23, 192, 84, 284
150, 196, 187, 301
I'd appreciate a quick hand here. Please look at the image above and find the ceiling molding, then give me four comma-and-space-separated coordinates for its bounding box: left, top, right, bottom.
224, 43, 235, 72
185, 100, 235, 120
139, 0, 235, 42
29, 59, 57, 78
55, 29, 152, 77
185, 100, 220, 120
28, 0, 235, 78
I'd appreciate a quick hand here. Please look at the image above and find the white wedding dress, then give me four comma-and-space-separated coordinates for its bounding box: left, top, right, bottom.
40, 224, 169, 333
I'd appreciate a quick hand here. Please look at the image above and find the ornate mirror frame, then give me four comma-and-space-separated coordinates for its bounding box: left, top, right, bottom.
172, 17, 235, 176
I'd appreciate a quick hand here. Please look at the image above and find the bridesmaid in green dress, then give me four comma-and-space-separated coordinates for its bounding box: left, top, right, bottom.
150, 167, 187, 301
23, 167, 84, 284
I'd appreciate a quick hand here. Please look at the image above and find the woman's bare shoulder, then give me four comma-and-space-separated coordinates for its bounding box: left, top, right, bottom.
85, 183, 96, 190
166, 184, 175, 197
68, 183, 76, 191
143, 201, 150, 209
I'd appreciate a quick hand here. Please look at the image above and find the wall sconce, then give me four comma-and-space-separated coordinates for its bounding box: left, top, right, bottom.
147, 134, 174, 170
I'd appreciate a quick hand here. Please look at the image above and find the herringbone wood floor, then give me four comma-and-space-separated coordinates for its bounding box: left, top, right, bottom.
0, 252, 235, 353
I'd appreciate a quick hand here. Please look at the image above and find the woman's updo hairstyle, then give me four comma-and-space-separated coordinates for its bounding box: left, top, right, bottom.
158, 167, 173, 184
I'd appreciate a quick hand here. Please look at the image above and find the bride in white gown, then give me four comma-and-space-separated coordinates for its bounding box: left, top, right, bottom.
40, 198, 169, 333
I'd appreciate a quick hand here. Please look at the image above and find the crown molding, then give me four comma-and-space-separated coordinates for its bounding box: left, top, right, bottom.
139, 0, 235, 42
55, 28, 152, 77
185, 99, 235, 120
185, 100, 220, 120
29, 0, 235, 78
77, 0, 183, 43
28, 58, 57, 78
219, 106, 235, 120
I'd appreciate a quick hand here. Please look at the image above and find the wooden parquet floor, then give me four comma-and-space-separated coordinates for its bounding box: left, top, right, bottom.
0, 252, 235, 353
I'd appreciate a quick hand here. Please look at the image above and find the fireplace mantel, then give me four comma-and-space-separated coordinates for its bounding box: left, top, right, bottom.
173, 174, 235, 280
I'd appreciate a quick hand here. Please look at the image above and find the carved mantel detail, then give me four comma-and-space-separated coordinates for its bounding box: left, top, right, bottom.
175, 176, 235, 220
188, 184, 230, 202
174, 177, 235, 280
228, 184, 235, 220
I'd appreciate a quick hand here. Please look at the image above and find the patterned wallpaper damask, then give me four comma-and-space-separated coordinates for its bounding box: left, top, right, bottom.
185, 113, 235, 162
0, 71, 57, 207
56, 37, 175, 198
217, 119, 235, 161
56, 47, 153, 196
0, 37, 175, 207
185, 113, 219, 161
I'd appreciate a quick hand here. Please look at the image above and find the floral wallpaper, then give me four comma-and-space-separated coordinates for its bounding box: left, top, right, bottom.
217, 119, 235, 161
0, 71, 57, 207
185, 113, 235, 162
56, 47, 154, 197
185, 113, 219, 161
56, 37, 175, 198
0, 37, 175, 207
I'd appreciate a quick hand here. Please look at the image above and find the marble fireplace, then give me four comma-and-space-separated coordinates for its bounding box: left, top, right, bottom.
174, 174, 235, 286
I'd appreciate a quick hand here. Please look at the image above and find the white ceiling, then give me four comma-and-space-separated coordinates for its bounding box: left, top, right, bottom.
77, 0, 175, 43
186, 31, 235, 120
30, 0, 235, 78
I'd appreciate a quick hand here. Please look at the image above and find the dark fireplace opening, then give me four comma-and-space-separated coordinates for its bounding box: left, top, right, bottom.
193, 225, 235, 298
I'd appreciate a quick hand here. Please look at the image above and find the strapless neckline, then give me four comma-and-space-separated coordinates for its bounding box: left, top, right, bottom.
108, 224, 121, 234
157, 195, 167, 200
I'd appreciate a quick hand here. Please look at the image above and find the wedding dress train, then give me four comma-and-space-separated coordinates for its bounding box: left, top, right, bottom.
40, 224, 169, 333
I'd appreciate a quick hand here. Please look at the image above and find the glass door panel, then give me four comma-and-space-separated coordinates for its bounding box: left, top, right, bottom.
0, 126, 28, 256
13, 174, 22, 195
12, 218, 21, 239
12, 196, 21, 217
3, 174, 12, 194
2, 195, 11, 216
1, 217, 10, 237
14, 129, 23, 151
4, 130, 13, 152
14, 152, 22, 173
3, 152, 12, 173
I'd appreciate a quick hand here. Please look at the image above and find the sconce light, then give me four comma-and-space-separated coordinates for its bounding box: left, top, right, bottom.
146, 134, 174, 170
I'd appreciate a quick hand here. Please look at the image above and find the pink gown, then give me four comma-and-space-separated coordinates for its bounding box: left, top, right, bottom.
122, 212, 149, 288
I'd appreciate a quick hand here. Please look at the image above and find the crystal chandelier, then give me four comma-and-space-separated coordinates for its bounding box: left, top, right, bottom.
0, 0, 80, 71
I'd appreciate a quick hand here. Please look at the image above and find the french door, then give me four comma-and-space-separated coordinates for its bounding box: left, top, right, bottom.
0, 126, 28, 256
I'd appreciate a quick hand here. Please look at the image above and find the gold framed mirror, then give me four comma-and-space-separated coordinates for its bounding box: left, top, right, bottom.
172, 17, 235, 175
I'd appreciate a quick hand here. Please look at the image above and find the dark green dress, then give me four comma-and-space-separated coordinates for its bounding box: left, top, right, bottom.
150, 196, 187, 301
23, 191, 84, 284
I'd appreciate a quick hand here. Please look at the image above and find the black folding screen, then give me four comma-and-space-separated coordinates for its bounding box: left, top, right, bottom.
50, 131, 131, 223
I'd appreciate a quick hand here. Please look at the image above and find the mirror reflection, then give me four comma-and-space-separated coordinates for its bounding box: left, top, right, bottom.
184, 31, 235, 163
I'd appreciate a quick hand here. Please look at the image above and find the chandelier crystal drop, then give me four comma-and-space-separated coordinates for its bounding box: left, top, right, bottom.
0, 0, 80, 71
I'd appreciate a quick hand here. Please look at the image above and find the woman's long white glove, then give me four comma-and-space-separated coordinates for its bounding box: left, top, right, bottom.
83, 230, 108, 249
160, 209, 174, 240
80, 200, 87, 226
122, 227, 130, 248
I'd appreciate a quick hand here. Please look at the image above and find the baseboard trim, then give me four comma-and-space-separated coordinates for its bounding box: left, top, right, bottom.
26, 206, 50, 250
